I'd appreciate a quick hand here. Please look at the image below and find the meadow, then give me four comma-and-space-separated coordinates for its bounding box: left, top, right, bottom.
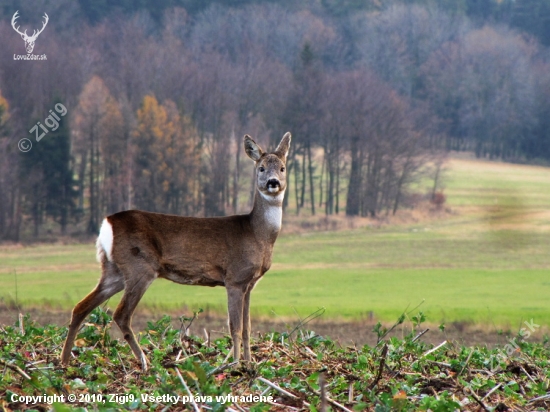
1, 156, 550, 328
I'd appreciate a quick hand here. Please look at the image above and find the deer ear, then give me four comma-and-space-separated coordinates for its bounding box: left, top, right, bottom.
275, 132, 291, 160
244, 135, 263, 161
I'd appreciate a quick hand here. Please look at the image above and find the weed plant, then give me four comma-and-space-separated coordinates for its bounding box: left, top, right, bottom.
1, 308, 549, 411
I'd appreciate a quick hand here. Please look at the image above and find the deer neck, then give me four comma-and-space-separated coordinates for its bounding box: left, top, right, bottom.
250, 189, 284, 241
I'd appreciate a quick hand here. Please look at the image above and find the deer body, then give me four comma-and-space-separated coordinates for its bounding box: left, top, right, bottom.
61, 133, 291, 371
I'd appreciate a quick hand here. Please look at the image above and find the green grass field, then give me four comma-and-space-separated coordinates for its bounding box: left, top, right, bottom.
1, 156, 549, 327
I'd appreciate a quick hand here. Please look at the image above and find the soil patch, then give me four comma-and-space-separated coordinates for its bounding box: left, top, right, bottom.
0, 305, 543, 349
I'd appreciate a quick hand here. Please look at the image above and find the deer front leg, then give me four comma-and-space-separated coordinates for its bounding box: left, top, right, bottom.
242, 287, 253, 361
226, 286, 245, 361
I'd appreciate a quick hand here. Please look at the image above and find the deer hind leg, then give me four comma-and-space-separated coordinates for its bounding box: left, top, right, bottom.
113, 268, 157, 372
226, 286, 245, 361
61, 261, 124, 365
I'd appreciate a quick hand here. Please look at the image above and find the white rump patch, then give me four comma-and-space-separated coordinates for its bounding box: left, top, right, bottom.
97, 219, 114, 262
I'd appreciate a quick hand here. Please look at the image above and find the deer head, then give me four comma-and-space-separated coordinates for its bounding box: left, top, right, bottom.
245, 132, 290, 198
12, 11, 49, 54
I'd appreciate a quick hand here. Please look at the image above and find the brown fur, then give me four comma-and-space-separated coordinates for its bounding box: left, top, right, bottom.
61, 133, 291, 370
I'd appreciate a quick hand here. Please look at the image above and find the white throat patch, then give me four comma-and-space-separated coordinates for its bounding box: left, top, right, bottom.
260, 190, 284, 204
264, 204, 282, 231
260, 190, 284, 230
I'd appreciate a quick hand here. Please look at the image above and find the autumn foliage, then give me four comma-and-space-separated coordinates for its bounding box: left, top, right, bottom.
1, 2, 550, 240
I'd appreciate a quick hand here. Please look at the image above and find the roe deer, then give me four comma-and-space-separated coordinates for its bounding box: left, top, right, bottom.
61, 132, 291, 371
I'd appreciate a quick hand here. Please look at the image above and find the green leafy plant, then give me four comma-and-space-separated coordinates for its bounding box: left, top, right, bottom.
1, 312, 548, 411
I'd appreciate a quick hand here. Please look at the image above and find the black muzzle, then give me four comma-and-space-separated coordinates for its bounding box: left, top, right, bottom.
267, 179, 280, 189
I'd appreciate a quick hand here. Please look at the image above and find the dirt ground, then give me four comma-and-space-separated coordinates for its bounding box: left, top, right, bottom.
1, 305, 544, 349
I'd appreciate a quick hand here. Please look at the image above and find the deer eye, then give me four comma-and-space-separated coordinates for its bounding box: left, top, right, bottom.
281, 167, 285, 172
259, 166, 265, 172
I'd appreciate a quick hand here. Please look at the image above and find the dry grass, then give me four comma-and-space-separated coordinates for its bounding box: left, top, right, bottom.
282, 201, 453, 235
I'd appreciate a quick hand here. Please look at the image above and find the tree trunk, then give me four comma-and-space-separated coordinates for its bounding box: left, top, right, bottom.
326, 150, 334, 216
335, 135, 340, 214
300, 149, 306, 209
346, 136, 362, 216
307, 142, 315, 215
87, 132, 98, 234
319, 151, 325, 210
232, 132, 240, 214
294, 152, 301, 215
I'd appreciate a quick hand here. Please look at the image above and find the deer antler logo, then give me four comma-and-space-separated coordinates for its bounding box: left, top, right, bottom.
11, 11, 49, 54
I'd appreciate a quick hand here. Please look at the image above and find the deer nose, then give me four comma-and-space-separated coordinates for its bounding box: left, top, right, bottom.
267, 179, 280, 188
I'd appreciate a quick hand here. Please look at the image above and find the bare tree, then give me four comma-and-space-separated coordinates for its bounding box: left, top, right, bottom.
72, 76, 119, 233
422, 25, 537, 159
353, 4, 469, 99
320, 71, 355, 215
0, 92, 20, 240
189, 4, 337, 67
328, 69, 426, 217
281, 44, 325, 216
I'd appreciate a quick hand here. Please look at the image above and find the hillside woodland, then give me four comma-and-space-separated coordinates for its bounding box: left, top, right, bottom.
1, 0, 550, 240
